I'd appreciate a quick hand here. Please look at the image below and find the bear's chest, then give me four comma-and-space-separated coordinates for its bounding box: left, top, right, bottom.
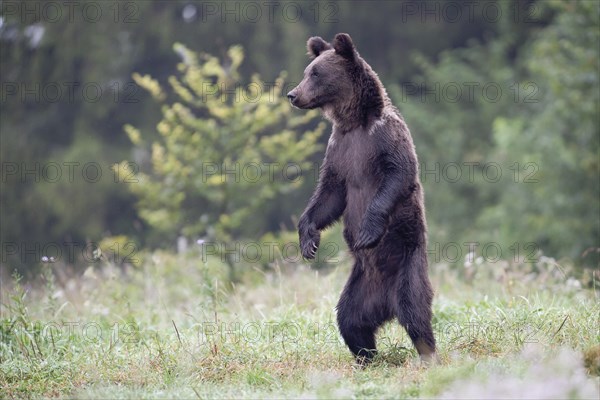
326, 128, 378, 188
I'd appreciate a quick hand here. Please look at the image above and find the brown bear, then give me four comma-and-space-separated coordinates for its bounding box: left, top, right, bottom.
288, 33, 437, 364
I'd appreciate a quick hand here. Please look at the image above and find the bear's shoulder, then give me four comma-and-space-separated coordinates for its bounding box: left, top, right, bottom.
367, 107, 409, 138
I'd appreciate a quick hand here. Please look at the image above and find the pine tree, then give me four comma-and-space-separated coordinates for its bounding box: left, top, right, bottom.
118, 44, 325, 278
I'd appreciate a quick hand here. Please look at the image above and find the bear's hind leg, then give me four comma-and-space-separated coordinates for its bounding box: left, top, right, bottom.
337, 261, 391, 364
337, 315, 377, 364
395, 249, 438, 364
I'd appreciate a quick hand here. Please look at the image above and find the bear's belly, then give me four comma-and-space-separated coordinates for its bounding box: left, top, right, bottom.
342, 185, 425, 262
342, 183, 376, 241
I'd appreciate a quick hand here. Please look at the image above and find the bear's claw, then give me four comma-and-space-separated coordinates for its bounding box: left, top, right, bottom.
353, 227, 383, 250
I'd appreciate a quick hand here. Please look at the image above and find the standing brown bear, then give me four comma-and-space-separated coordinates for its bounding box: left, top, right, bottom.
288, 33, 437, 364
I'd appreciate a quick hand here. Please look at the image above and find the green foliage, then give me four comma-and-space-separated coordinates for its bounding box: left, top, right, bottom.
1, 0, 597, 275
396, 1, 599, 265
485, 1, 599, 262
123, 44, 324, 270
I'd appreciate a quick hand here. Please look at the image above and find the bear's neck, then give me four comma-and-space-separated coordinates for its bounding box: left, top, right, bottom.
325, 63, 387, 134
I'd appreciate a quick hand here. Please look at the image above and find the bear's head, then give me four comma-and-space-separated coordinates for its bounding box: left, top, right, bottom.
287, 33, 384, 128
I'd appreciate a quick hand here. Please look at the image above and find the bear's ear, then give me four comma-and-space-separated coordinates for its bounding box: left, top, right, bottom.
332, 33, 356, 60
307, 36, 331, 58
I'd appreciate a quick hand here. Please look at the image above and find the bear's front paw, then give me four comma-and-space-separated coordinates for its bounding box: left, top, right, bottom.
299, 222, 321, 260
353, 224, 385, 251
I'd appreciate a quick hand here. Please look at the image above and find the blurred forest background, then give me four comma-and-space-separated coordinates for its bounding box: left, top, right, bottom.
1, 0, 598, 277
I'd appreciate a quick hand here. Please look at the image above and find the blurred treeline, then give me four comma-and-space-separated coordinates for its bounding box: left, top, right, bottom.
1, 0, 598, 275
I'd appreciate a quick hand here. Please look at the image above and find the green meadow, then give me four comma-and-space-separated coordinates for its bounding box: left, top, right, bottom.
2, 249, 598, 398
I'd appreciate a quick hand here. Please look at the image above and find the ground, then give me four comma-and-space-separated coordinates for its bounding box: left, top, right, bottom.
1, 243, 598, 399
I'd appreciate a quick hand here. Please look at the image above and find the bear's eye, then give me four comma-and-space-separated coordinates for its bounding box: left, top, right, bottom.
311, 69, 319, 78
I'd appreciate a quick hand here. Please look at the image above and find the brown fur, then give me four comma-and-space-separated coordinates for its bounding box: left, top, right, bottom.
288, 33, 436, 364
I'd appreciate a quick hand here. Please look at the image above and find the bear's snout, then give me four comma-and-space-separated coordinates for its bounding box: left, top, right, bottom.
287, 90, 298, 105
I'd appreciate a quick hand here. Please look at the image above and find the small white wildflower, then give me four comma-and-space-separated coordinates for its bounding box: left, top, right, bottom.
92, 247, 102, 261
464, 251, 475, 268
196, 239, 205, 245
41, 256, 49, 263
566, 277, 582, 289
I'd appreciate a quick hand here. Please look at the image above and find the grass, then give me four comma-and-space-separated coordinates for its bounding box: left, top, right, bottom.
1, 246, 599, 399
